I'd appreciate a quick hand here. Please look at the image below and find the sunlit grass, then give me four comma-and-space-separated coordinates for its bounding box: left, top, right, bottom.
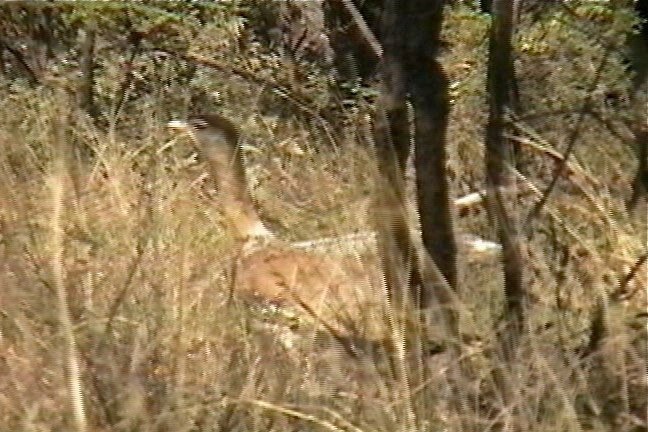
0, 4, 646, 431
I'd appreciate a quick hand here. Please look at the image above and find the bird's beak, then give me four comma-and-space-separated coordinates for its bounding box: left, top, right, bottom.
162, 120, 191, 153
167, 120, 189, 131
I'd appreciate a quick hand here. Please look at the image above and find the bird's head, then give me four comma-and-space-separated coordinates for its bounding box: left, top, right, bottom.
167, 113, 240, 158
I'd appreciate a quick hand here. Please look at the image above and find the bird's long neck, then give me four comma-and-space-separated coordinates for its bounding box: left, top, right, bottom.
197, 130, 273, 240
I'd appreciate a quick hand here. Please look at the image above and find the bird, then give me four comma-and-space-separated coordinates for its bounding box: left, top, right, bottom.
167, 113, 388, 352
166, 113, 502, 356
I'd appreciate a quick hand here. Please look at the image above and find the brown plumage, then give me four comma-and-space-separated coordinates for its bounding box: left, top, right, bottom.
167, 114, 386, 345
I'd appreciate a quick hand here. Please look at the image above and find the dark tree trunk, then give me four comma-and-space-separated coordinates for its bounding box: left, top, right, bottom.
375, 0, 457, 307
372, 0, 415, 304
480, 0, 493, 14
484, 0, 526, 361
373, 5, 466, 422
374, 0, 457, 310
627, 0, 648, 210
406, 0, 457, 300
401, 8, 467, 422
628, 129, 648, 210
78, 27, 98, 120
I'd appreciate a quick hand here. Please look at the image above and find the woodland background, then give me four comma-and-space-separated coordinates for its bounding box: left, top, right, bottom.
0, 1, 646, 431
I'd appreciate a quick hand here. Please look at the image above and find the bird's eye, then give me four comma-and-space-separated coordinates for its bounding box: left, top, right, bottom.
189, 118, 209, 130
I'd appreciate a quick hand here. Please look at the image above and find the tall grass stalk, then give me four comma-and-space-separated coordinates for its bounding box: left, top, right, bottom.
50, 114, 87, 432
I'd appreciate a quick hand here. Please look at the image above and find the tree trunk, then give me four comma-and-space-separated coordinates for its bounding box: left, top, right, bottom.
372, 0, 415, 304
78, 27, 98, 120
374, 0, 458, 312
485, 0, 526, 362
627, 0, 648, 210
406, 0, 457, 301
373, 4, 468, 426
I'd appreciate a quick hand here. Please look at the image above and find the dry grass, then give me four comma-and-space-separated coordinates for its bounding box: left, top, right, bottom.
0, 5, 646, 432
0, 86, 645, 431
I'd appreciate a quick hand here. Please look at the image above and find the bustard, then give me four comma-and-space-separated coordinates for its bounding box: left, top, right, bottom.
167, 114, 388, 349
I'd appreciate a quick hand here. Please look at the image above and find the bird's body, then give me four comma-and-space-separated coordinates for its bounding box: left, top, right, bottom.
168, 114, 386, 344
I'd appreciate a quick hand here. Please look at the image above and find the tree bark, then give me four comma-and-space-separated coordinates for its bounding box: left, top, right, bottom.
627, 0, 648, 210
373, 0, 457, 310
78, 27, 98, 120
372, 0, 415, 304
373, 5, 468, 425
485, 0, 526, 360
406, 0, 457, 301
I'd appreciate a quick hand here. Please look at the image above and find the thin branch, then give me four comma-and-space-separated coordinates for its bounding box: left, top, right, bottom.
328, 0, 383, 60
612, 252, 648, 301
152, 48, 334, 135
508, 131, 599, 186
0, 37, 40, 85
527, 48, 612, 222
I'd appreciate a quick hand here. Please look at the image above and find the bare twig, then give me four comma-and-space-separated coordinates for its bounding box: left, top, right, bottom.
153, 48, 316, 116
0, 37, 40, 85
153, 48, 338, 144
612, 252, 648, 301
507, 129, 599, 187
328, 0, 383, 60
527, 48, 612, 222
